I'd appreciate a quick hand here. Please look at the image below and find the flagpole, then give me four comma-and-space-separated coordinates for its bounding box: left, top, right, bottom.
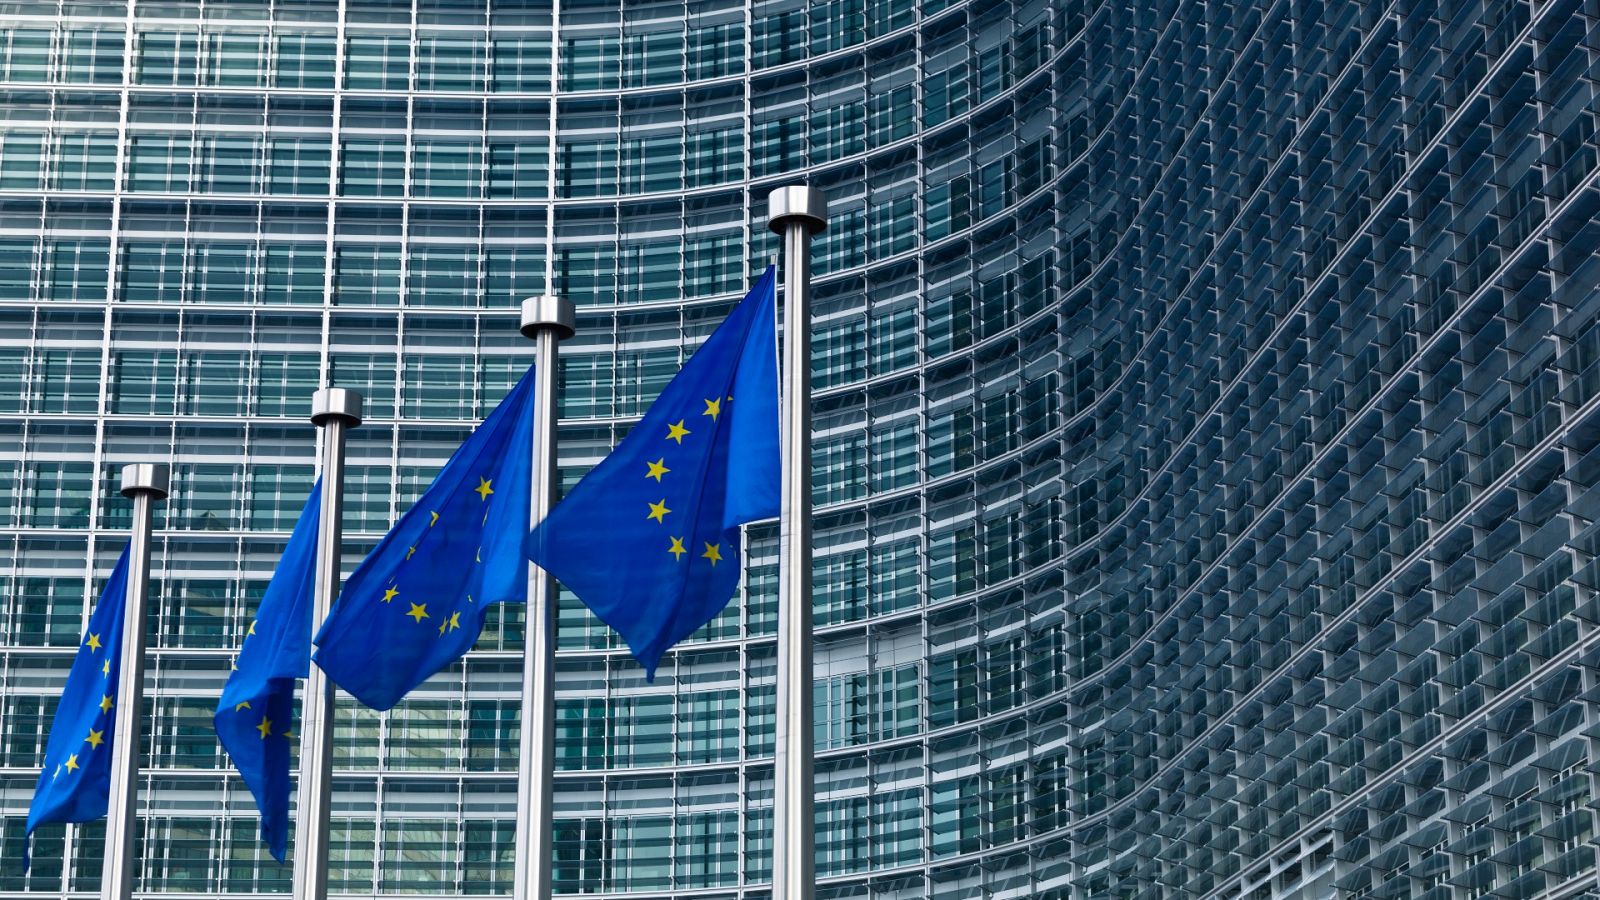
514, 295, 575, 900
102, 462, 168, 900
767, 185, 827, 900
294, 388, 362, 900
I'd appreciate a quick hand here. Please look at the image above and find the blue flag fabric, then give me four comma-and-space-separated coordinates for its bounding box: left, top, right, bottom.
215, 480, 320, 863
24, 545, 130, 870
314, 366, 535, 710
526, 266, 780, 678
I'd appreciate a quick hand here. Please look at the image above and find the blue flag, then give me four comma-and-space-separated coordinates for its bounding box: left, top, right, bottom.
526, 266, 780, 678
215, 480, 320, 863
314, 366, 534, 710
24, 546, 130, 870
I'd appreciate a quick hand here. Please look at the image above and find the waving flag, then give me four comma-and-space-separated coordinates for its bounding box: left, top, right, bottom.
314, 367, 534, 710
526, 266, 780, 678
215, 480, 320, 862
24, 546, 130, 869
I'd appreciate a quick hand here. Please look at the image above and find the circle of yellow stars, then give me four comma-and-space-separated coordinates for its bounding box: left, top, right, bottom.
394, 474, 496, 639
51, 630, 116, 782
224, 618, 295, 742
647, 397, 736, 566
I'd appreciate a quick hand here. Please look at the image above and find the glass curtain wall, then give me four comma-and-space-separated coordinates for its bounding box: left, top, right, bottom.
0, 0, 1599, 898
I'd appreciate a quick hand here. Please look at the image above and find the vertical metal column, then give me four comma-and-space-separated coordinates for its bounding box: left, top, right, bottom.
513, 295, 576, 900
294, 388, 363, 900
102, 463, 168, 900
767, 185, 828, 900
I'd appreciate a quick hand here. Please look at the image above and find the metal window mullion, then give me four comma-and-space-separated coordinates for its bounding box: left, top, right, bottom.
545, 0, 559, 289
34, 72, 58, 201
450, 774, 466, 893
734, 631, 751, 891
373, 0, 413, 543
739, 0, 756, 293
367, 717, 385, 893
907, 8, 936, 875
476, 17, 489, 320
391, 0, 418, 311
75, 3, 138, 729
383, 355, 401, 544
47, 15, 61, 86
317, 0, 348, 391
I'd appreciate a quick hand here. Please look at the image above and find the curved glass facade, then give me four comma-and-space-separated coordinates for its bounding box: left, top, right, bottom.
2, 0, 1600, 897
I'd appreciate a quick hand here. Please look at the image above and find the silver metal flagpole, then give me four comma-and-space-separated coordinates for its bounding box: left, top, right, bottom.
513, 295, 576, 900
103, 462, 168, 900
767, 185, 828, 900
293, 388, 362, 900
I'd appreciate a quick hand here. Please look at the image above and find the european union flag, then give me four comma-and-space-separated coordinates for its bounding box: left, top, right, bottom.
24, 545, 130, 870
214, 480, 320, 863
314, 366, 534, 710
526, 266, 779, 678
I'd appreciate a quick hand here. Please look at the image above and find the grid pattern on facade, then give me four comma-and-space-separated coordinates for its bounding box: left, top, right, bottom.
0, 0, 1598, 898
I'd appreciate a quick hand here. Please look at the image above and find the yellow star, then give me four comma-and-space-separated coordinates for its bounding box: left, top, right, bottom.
85, 729, 104, 749
429, 510, 439, 527
52, 764, 60, 779
438, 621, 447, 635
475, 477, 494, 501
382, 586, 399, 603
406, 545, 417, 560
475, 547, 482, 563
99, 694, 113, 713
103, 660, 111, 676
282, 729, 294, 740
702, 542, 723, 566
668, 536, 687, 560
64, 754, 79, 773
247, 621, 256, 636
85, 633, 102, 652
666, 420, 690, 443
448, 612, 461, 631
703, 397, 722, 420
645, 458, 670, 481
407, 603, 429, 622
647, 499, 671, 523
235, 700, 251, 712
256, 716, 273, 739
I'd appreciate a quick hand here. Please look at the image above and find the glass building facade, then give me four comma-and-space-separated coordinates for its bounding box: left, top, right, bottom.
0, 0, 1599, 897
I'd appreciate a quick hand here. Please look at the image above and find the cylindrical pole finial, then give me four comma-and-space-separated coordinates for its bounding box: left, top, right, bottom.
520, 295, 576, 341
311, 387, 364, 427
767, 185, 829, 235
119, 463, 169, 500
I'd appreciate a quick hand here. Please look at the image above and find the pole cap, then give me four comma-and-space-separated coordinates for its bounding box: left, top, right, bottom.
119, 463, 169, 500
311, 387, 364, 427
767, 185, 828, 234
520, 295, 576, 341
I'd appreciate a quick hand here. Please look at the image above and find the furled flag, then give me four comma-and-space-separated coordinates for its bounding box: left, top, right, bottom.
314, 367, 534, 710
526, 265, 780, 679
214, 480, 320, 862
24, 546, 130, 869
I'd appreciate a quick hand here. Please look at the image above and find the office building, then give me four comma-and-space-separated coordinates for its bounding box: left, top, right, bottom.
1, 0, 1599, 897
